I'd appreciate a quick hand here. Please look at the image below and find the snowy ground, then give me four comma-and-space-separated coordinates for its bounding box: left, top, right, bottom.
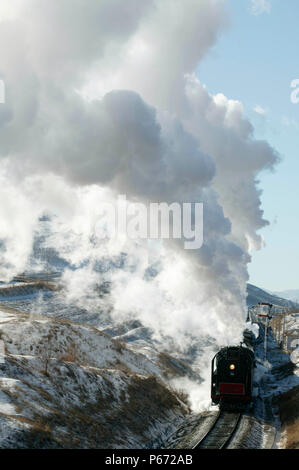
163, 321, 299, 449
0, 283, 212, 399
252, 321, 299, 448
0, 305, 193, 448
1, 282, 297, 448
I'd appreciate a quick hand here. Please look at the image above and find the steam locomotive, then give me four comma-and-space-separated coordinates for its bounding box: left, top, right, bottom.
211, 345, 255, 410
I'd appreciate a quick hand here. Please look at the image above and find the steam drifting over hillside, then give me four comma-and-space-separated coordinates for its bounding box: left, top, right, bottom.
0, 0, 278, 349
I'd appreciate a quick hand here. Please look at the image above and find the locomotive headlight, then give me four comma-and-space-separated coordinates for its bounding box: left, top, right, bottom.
229, 364, 235, 370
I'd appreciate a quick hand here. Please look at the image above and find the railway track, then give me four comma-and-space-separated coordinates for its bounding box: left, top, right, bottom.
192, 411, 242, 449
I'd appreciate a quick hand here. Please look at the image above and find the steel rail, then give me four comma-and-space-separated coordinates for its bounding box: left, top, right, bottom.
193, 412, 242, 449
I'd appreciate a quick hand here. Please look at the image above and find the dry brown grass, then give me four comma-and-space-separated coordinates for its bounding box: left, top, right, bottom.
275, 385, 299, 449
59, 345, 78, 363
283, 421, 299, 449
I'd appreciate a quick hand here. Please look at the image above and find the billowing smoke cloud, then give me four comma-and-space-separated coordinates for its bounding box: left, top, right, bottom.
0, 0, 279, 386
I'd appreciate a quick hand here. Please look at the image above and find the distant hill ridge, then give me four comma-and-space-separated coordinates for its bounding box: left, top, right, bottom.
271, 289, 299, 303
247, 283, 299, 309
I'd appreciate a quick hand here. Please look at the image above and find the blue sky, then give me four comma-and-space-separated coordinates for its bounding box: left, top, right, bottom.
197, 0, 299, 292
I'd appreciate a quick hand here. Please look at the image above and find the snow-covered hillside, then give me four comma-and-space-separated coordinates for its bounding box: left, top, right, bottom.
247, 284, 299, 309
0, 280, 212, 385
272, 289, 299, 303
1, 278, 297, 449
0, 306, 190, 448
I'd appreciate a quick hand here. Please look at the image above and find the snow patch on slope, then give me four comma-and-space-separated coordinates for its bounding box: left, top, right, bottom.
0, 306, 190, 448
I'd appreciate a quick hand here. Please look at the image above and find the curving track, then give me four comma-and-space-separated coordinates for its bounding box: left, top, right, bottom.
192, 411, 242, 449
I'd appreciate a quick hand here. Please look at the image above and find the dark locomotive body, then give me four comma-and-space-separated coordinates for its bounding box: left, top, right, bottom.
211, 346, 255, 410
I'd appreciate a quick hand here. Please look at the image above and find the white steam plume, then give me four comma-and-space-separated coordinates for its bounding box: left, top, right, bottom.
0, 0, 279, 388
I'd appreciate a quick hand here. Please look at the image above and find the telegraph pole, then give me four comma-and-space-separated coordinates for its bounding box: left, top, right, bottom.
257, 303, 273, 361
264, 314, 269, 361
246, 307, 250, 323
